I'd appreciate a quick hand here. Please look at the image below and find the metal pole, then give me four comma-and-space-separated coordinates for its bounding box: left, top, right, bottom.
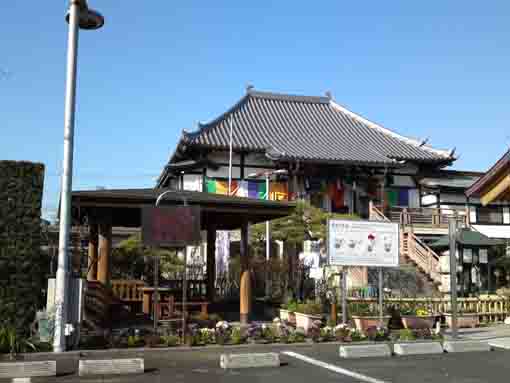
449, 218, 458, 339
342, 269, 347, 324
53, 1, 80, 353
228, 114, 234, 194
182, 247, 188, 343
265, 175, 271, 298
153, 254, 159, 331
378, 267, 383, 326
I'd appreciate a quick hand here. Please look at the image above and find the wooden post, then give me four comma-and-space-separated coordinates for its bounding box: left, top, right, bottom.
240, 221, 251, 324
97, 211, 112, 286
206, 227, 216, 302
87, 223, 98, 281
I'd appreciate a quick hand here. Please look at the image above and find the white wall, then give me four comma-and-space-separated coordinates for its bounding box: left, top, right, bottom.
206, 166, 241, 179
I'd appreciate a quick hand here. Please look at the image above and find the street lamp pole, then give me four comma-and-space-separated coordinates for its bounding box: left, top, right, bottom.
53, 0, 104, 353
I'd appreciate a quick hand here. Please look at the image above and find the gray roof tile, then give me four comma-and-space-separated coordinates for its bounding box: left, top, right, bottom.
175, 89, 453, 166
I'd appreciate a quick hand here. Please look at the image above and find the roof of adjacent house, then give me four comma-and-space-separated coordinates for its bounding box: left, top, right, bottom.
165, 88, 454, 171
466, 149, 510, 197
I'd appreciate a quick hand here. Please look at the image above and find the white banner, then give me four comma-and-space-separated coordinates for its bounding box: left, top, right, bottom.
328, 219, 399, 267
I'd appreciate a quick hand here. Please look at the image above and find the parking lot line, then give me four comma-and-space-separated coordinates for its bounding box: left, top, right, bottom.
282, 351, 390, 383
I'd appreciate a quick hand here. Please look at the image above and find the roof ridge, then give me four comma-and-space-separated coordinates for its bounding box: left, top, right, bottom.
247, 89, 331, 104
329, 100, 453, 159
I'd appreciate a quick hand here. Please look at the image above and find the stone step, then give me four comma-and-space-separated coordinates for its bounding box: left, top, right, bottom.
339, 344, 391, 358
443, 340, 491, 353
220, 353, 280, 369
394, 342, 444, 356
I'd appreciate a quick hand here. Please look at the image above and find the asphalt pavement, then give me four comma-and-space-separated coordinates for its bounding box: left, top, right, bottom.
19, 342, 510, 383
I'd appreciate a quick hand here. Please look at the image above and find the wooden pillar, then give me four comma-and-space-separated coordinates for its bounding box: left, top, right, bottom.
97, 211, 112, 286
87, 222, 99, 281
206, 227, 216, 302
240, 221, 251, 324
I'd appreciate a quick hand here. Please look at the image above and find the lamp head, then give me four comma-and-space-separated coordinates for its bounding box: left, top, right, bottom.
66, 4, 104, 30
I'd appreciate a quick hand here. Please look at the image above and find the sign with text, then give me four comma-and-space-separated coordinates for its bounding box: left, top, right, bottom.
328, 219, 399, 267
142, 206, 201, 247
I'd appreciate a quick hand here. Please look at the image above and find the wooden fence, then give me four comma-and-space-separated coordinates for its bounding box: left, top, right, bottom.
348, 297, 510, 322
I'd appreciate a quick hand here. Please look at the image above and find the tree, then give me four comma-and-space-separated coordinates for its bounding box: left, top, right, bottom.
250, 201, 358, 299
111, 234, 184, 281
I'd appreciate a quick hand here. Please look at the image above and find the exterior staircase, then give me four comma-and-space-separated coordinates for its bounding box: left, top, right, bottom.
83, 281, 131, 332
370, 203, 441, 286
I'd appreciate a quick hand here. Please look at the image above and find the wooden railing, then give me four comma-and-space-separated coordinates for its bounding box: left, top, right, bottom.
84, 281, 119, 327
111, 280, 145, 302
111, 279, 208, 302
372, 205, 467, 228
402, 230, 441, 284
347, 297, 510, 322
369, 201, 390, 222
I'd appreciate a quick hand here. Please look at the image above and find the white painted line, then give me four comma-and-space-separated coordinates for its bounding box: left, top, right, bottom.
12, 379, 31, 383
282, 351, 390, 383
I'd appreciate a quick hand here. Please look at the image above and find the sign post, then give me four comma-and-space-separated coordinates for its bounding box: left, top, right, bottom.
142, 205, 201, 341
327, 219, 399, 326
341, 269, 348, 324
378, 267, 383, 326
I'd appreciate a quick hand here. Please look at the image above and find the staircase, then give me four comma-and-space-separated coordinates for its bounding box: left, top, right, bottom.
370, 203, 441, 286
400, 230, 441, 285
83, 281, 130, 332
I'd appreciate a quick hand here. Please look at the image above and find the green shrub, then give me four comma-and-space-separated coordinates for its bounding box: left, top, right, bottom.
398, 329, 416, 341
296, 302, 322, 315
161, 334, 180, 347
127, 336, 144, 348
0, 327, 37, 357
231, 327, 244, 345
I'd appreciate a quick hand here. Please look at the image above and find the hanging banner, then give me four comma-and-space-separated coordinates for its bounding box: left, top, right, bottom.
142, 206, 201, 247
328, 219, 399, 267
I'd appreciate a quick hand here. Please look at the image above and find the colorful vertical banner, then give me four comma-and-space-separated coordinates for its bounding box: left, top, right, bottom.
270, 182, 288, 201
205, 178, 289, 201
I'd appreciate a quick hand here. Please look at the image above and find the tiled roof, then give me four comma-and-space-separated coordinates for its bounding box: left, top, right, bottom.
172, 89, 454, 167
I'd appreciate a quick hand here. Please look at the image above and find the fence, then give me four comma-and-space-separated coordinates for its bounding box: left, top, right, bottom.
347, 296, 510, 322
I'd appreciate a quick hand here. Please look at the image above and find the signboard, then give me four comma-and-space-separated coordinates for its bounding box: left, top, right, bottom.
142, 206, 201, 247
328, 219, 399, 267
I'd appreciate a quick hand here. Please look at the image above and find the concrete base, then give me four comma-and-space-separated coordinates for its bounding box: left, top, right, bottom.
443, 340, 491, 353
489, 338, 510, 350
79, 359, 144, 376
339, 344, 391, 358
0, 361, 56, 379
240, 314, 249, 325
220, 353, 280, 369
394, 342, 444, 356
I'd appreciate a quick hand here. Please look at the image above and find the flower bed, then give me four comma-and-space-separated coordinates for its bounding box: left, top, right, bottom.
352, 316, 391, 332
400, 316, 435, 330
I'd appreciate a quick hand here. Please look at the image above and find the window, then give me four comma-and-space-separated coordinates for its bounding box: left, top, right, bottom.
477, 206, 503, 224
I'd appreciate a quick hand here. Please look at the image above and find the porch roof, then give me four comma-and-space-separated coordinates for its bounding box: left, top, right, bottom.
70, 188, 295, 230
430, 228, 506, 248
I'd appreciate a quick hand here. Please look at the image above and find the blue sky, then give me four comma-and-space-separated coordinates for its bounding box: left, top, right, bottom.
2, 1, 510, 220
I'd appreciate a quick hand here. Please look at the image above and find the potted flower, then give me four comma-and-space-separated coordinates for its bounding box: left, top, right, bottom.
400, 305, 435, 329
350, 303, 390, 332
294, 302, 323, 334
280, 300, 298, 325
443, 307, 479, 328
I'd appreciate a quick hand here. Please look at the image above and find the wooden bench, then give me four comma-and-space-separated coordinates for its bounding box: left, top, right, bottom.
158, 295, 210, 319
